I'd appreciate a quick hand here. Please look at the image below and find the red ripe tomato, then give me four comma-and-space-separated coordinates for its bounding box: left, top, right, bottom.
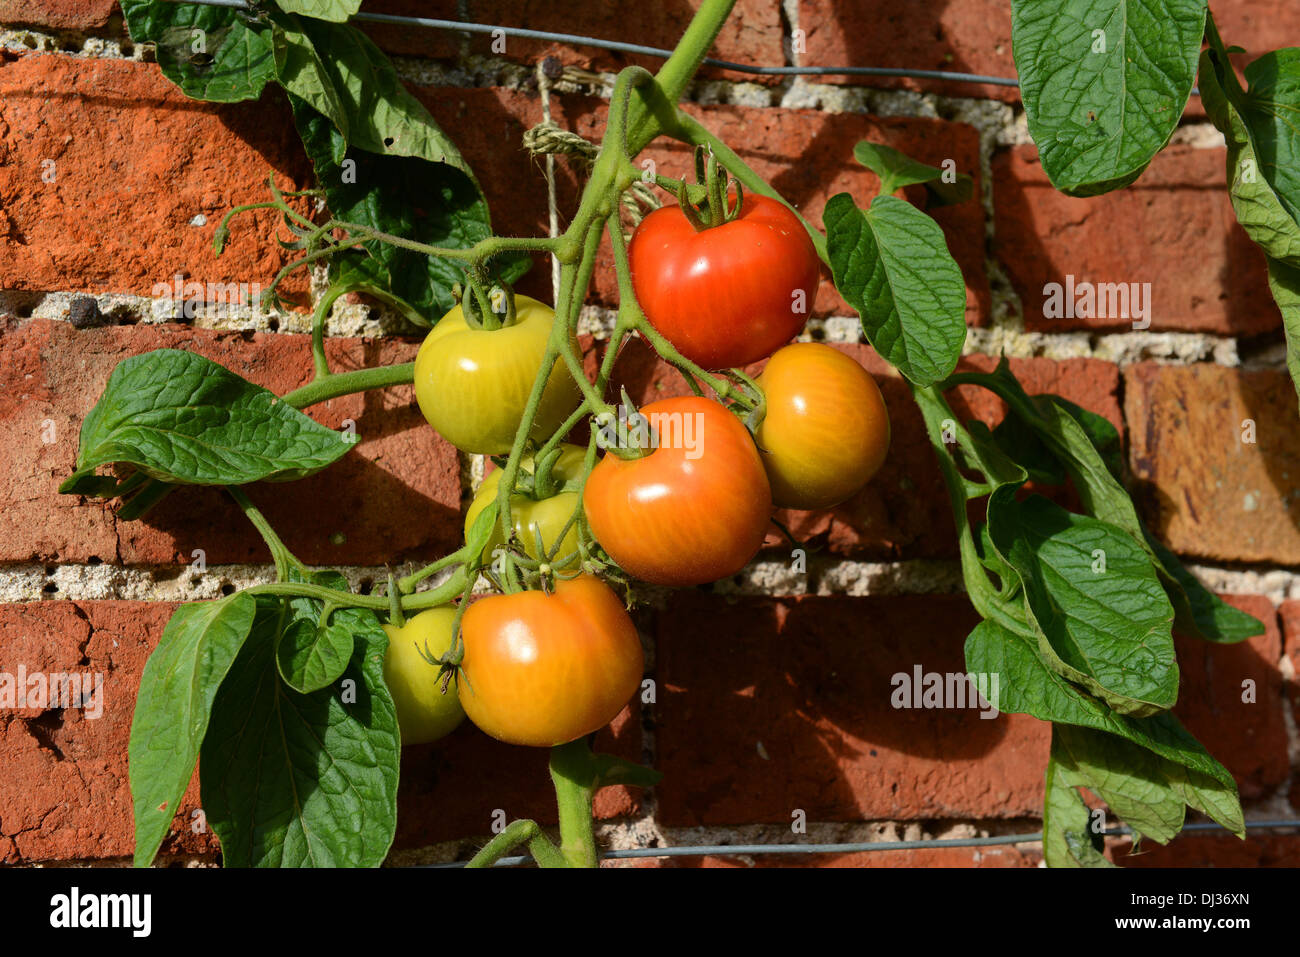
755, 343, 891, 510
583, 396, 772, 586
628, 194, 822, 370
456, 574, 643, 747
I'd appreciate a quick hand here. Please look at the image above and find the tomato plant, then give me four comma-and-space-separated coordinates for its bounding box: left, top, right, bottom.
456, 574, 643, 747
755, 343, 891, 510
62, 0, 1285, 871
584, 396, 773, 586
629, 193, 822, 369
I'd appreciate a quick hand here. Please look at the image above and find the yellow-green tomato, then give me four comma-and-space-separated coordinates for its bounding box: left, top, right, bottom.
464, 444, 586, 568
413, 295, 580, 455
381, 607, 466, 746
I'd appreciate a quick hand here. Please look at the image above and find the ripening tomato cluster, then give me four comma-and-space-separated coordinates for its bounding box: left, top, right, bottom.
388, 195, 890, 750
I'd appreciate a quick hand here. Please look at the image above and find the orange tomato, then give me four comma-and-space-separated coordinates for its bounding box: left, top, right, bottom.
456, 574, 643, 747
583, 396, 772, 586
755, 343, 890, 509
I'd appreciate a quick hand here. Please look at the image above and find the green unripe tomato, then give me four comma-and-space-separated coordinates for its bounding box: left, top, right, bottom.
381, 607, 466, 746
413, 295, 580, 455
464, 443, 586, 569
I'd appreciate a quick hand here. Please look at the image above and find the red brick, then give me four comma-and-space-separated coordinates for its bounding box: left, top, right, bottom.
994, 143, 1278, 335
640, 842, 1041, 867
652, 594, 1051, 826
0, 601, 214, 863
799, 0, 1018, 102
456, 0, 785, 82
0, 54, 311, 299
1171, 595, 1287, 802
1, 318, 463, 566
609, 344, 1121, 560
393, 702, 642, 851
1124, 363, 1300, 565
1122, 830, 1300, 867
0, 0, 117, 30
358, 0, 460, 59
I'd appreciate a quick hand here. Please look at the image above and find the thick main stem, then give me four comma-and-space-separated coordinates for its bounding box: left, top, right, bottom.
549, 739, 600, 868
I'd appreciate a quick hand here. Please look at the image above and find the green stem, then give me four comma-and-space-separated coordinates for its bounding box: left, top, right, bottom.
244, 565, 467, 613
465, 819, 568, 869
549, 739, 601, 868
281, 362, 415, 409
672, 112, 828, 264
331, 222, 561, 265
227, 486, 303, 581
310, 284, 359, 380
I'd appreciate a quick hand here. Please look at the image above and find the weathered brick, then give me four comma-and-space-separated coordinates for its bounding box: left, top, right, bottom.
994, 143, 1278, 335
455, 0, 785, 81
1, 318, 463, 567
0, 601, 213, 863
0, 0, 117, 30
1124, 363, 1300, 565
1172, 595, 1287, 803
611, 343, 1122, 560
0, 54, 311, 299
652, 594, 1051, 826
1122, 831, 1300, 867
358, 0, 460, 59
393, 703, 641, 851
799, 0, 1018, 102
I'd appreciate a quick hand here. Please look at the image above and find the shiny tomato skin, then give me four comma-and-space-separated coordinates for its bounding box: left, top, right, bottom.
583, 396, 772, 586
456, 574, 643, 747
381, 608, 467, 746
463, 443, 586, 569
413, 295, 580, 455
755, 343, 890, 510
629, 194, 821, 370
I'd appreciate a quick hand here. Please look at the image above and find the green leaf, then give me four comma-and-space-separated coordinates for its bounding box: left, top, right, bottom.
1043, 746, 1115, 868
292, 17, 471, 173
824, 193, 967, 386
59, 349, 352, 492
1267, 257, 1300, 413
1010, 0, 1206, 195
120, 0, 277, 103
988, 494, 1178, 715
1143, 531, 1264, 643
201, 596, 400, 867
274, 0, 361, 22
289, 96, 527, 323
1053, 724, 1186, 844
129, 593, 258, 867
277, 568, 383, 694
271, 14, 349, 137
966, 619, 1234, 787
1200, 43, 1300, 265
853, 141, 973, 206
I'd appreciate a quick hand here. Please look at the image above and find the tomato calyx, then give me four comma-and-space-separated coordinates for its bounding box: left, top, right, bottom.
671, 145, 745, 232
457, 277, 518, 331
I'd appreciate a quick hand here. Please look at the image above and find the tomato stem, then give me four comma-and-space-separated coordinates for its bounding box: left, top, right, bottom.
465, 819, 567, 869
549, 738, 602, 868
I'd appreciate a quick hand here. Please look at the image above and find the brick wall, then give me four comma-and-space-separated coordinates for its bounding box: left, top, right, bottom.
1, 1, 1298, 868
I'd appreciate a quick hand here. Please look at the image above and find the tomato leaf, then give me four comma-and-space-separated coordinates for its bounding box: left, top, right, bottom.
277, 568, 382, 694
129, 593, 259, 867
987, 493, 1178, 716
852, 141, 973, 206
273, 0, 361, 22
1010, 0, 1206, 195
289, 95, 529, 325
1043, 745, 1115, 868
824, 193, 966, 386
1266, 257, 1300, 414
59, 349, 353, 493
119, 0, 278, 103
201, 596, 399, 867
